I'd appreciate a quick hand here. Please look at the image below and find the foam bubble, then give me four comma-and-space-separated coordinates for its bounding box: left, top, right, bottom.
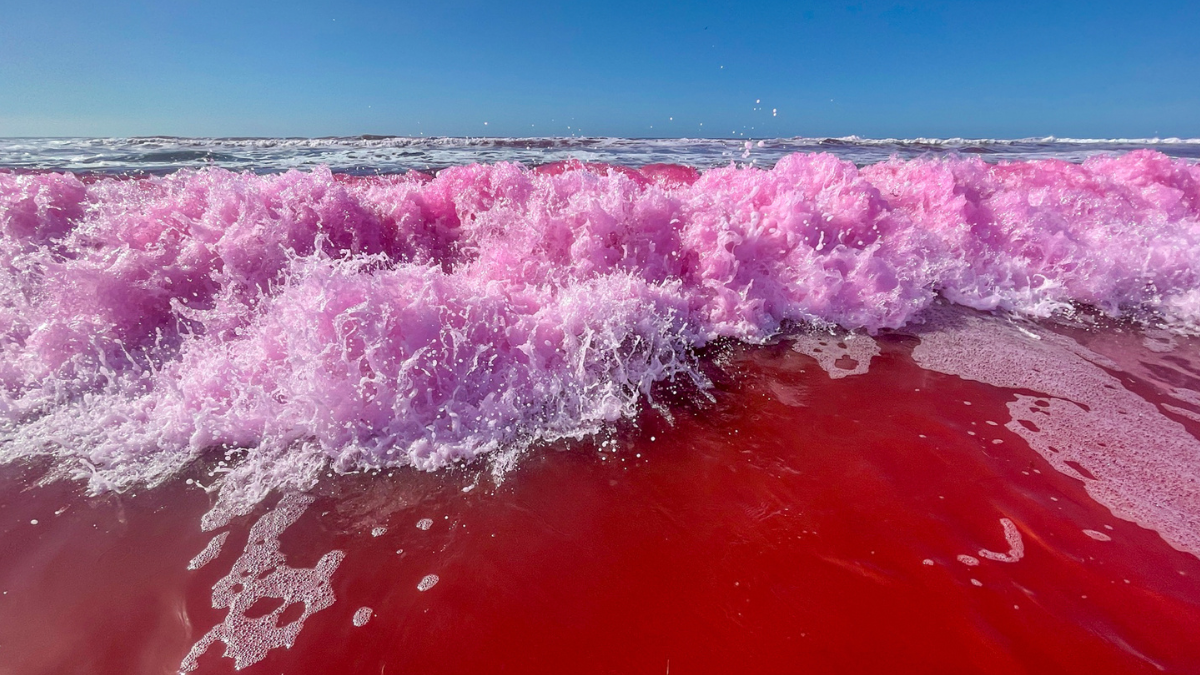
1083, 529, 1113, 542
416, 518, 433, 531
352, 607, 373, 626
417, 574, 439, 591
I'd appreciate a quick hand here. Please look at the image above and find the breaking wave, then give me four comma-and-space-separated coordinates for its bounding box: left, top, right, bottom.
2, 149, 1200, 514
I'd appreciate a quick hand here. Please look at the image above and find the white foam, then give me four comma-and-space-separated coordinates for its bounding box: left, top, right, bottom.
978, 518, 1025, 563
180, 494, 344, 672
417, 574, 439, 592
791, 332, 880, 379
187, 531, 230, 571
352, 607, 373, 627
1142, 329, 1178, 354
1162, 403, 1200, 424
912, 310, 1200, 558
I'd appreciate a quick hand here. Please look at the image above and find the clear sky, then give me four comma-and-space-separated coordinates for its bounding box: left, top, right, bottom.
1, 0, 1197, 139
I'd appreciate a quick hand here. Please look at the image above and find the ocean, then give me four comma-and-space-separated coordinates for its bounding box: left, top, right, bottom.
1, 136, 1199, 674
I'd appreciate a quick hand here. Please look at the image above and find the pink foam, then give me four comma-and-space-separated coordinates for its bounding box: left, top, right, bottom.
638, 163, 700, 187
2, 151, 1200, 513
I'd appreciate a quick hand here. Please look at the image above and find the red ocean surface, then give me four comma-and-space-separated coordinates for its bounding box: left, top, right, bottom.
5, 152, 1200, 673
3, 320, 1199, 675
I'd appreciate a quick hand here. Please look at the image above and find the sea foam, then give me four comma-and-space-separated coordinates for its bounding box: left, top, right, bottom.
2, 150, 1199, 516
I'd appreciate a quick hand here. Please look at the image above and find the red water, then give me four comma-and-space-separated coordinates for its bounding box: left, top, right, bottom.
2, 336, 1200, 675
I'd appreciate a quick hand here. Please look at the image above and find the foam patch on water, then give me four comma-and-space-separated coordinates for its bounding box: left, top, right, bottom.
187, 531, 229, 571
791, 332, 880, 379
181, 494, 344, 671
912, 310, 1200, 558
978, 518, 1025, 563
1162, 403, 1200, 424
2, 151, 1200, 512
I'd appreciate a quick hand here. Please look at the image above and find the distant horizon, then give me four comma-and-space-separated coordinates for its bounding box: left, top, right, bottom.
5, 134, 1200, 142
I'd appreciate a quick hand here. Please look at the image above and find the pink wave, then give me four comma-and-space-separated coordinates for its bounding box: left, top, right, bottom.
2, 150, 1199, 500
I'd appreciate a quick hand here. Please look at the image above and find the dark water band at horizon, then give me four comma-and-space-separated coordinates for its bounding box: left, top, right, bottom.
4, 136, 1200, 175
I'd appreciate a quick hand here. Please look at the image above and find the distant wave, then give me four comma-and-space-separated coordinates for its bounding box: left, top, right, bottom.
820, 135, 1200, 145
4, 136, 1200, 175
44, 135, 1200, 147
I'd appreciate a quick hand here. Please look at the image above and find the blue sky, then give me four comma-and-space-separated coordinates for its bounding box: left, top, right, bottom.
1, 0, 1197, 138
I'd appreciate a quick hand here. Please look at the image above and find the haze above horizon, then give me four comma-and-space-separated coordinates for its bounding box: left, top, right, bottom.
2, 1, 1197, 139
